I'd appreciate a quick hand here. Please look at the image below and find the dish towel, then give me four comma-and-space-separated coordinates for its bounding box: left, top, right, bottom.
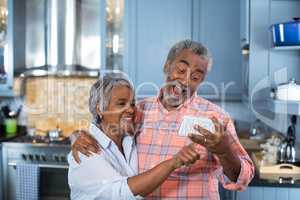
16, 163, 40, 200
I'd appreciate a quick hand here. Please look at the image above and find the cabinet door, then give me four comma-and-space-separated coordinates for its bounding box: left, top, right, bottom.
124, 0, 193, 98
193, 0, 243, 100
124, 0, 243, 100
0, 144, 3, 200
236, 186, 300, 200
0, 0, 13, 97
240, 0, 250, 45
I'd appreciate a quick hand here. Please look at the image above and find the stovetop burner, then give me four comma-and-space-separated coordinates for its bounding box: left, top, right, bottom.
11, 135, 70, 145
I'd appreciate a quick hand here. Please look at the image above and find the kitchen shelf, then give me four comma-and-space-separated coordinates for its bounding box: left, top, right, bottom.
266, 98, 300, 115
271, 46, 300, 50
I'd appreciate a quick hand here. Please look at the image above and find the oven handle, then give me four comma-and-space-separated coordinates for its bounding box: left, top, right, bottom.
8, 162, 69, 169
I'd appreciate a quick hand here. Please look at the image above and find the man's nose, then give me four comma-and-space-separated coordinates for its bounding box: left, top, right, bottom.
178, 73, 190, 86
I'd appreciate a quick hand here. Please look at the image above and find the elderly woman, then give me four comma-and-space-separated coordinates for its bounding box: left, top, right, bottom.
68, 73, 200, 200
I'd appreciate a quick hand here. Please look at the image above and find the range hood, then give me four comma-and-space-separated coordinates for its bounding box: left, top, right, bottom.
16, 0, 102, 77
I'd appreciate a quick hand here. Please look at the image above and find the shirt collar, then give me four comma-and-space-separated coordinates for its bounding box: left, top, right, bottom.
89, 123, 112, 149
89, 123, 135, 150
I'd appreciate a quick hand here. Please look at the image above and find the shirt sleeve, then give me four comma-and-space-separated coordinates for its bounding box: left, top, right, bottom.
216, 118, 255, 191
68, 153, 144, 200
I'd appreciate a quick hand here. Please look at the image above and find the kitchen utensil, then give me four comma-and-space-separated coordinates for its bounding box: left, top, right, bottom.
47, 127, 64, 142
277, 115, 300, 165
271, 17, 300, 46
274, 79, 300, 101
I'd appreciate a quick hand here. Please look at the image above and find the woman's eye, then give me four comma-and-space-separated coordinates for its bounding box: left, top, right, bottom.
118, 102, 126, 106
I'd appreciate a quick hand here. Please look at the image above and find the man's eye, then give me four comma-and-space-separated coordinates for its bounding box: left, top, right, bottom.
177, 68, 186, 73
191, 74, 201, 81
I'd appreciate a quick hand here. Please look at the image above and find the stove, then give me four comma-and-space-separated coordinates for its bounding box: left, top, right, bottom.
1, 135, 71, 200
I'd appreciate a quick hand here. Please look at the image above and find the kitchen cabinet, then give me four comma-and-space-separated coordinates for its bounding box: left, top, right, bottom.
0, 143, 3, 200
123, 0, 193, 98
124, 0, 244, 100
240, 0, 250, 47
236, 186, 300, 200
244, 0, 300, 103
0, 0, 13, 97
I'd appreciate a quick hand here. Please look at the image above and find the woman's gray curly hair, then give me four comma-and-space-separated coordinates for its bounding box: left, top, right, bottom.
89, 73, 134, 124
164, 39, 213, 75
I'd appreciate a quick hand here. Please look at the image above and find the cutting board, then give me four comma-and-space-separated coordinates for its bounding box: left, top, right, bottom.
252, 152, 300, 182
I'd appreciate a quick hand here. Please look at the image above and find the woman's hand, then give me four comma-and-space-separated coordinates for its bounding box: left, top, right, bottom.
172, 144, 200, 169
71, 130, 100, 163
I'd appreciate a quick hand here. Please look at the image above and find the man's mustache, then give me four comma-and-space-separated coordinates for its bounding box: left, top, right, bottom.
165, 80, 189, 95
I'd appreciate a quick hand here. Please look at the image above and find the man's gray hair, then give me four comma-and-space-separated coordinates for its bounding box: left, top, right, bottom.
89, 73, 133, 124
164, 39, 213, 74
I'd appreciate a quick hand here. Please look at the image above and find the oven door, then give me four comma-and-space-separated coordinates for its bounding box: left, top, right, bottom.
6, 163, 70, 200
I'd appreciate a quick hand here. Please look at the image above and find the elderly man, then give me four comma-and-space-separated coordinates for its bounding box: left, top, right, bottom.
71, 40, 254, 199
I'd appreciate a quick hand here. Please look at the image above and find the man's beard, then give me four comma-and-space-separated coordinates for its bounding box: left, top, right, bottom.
162, 80, 190, 107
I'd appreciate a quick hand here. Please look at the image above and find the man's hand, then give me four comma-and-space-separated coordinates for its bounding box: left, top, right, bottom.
188, 117, 230, 156
172, 144, 200, 169
71, 130, 100, 163
188, 117, 241, 182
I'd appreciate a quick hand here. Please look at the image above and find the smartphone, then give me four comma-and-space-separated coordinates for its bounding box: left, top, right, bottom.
178, 116, 215, 137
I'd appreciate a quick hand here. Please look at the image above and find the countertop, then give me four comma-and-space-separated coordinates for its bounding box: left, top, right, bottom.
250, 174, 300, 188
238, 132, 300, 188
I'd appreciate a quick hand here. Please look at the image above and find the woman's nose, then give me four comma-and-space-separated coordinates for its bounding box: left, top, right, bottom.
126, 104, 135, 114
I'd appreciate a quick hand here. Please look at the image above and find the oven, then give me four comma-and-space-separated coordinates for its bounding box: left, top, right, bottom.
2, 141, 70, 200
0, 143, 3, 200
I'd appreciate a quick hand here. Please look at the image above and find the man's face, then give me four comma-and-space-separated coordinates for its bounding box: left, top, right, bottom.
162, 49, 208, 107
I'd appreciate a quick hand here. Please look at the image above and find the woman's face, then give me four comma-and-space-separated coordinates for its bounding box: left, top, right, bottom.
98, 85, 135, 135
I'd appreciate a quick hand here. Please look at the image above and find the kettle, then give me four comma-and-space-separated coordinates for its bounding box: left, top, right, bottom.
278, 139, 297, 163
277, 115, 299, 165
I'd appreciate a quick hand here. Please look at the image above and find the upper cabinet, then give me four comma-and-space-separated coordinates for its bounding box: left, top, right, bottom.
0, 0, 12, 97
240, 0, 250, 47
193, 0, 243, 100
124, 0, 244, 100
245, 0, 300, 100
124, 0, 193, 98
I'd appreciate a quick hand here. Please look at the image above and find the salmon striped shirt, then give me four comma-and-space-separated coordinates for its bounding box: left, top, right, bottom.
136, 94, 254, 200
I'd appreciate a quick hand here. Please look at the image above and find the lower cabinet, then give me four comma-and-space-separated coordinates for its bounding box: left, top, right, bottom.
0, 144, 3, 200
236, 187, 300, 200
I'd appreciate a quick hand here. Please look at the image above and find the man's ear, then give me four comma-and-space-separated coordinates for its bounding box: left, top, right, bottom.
164, 61, 171, 80
163, 61, 170, 74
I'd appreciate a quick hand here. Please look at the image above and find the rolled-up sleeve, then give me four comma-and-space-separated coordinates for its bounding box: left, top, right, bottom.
68, 153, 144, 200
217, 119, 255, 191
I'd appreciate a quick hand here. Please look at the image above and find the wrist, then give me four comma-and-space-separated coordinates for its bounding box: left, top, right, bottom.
169, 157, 182, 170
216, 148, 233, 160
